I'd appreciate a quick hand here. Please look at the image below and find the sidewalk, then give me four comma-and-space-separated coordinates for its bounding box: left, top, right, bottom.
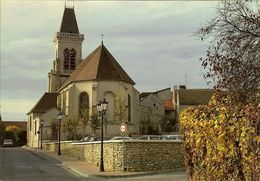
24, 147, 186, 179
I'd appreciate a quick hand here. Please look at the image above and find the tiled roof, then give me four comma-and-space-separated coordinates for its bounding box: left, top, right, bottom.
178, 89, 215, 105
60, 7, 79, 34
140, 88, 171, 99
163, 100, 174, 110
61, 43, 135, 89
140, 92, 152, 99
27, 93, 59, 114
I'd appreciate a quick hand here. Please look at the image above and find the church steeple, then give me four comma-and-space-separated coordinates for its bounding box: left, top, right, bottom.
48, 6, 84, 93
60, 7, 79, 34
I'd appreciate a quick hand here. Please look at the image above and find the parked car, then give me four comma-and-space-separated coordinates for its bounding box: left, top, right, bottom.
92, 136, 110, 141
3, 139, 14, 147
135, 135, 167, 140
110, 136, 132, 141
164, 134, 182, 141
80, 136, 94, 142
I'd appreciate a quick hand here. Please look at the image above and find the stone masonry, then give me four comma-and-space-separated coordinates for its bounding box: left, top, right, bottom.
43, 140, 184, 172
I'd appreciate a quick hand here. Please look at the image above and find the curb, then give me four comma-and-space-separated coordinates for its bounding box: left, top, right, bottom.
89, 170, 176, 178
62, 164, 90, 179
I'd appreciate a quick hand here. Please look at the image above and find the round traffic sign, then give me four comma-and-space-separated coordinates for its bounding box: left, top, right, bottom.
120, 123, 127, 133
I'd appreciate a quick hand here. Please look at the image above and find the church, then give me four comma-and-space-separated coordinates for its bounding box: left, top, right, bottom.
27, 6, 139, 147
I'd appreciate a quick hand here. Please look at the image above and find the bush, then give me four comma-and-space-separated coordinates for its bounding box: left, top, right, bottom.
179, 92, 259, 180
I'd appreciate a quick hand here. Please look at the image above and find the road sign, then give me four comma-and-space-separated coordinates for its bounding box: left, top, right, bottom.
120, 123, 127, 133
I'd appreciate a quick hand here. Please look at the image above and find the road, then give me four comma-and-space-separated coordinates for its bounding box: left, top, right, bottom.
0, 147, 83, 181
0, 147, 187, 181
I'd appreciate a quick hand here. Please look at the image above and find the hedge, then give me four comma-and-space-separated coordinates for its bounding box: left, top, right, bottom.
179, 93, 259, 181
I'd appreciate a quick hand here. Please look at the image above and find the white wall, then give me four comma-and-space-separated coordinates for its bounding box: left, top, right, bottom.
58, 80, 140, 137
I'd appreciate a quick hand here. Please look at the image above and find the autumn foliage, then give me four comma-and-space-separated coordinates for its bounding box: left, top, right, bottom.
196, 0, 260, 102
180, 92, 259, 180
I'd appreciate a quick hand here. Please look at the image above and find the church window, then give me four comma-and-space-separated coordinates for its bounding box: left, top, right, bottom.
64, 48, 70, 70
128, 94, 131, 122
79, 92, 89, 117
65, 91, 69, 115
69, 49, 76, 70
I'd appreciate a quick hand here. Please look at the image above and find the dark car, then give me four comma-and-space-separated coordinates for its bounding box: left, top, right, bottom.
92, 137, 110, 141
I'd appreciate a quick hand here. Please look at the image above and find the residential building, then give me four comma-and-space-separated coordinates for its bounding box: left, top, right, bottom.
139, 86, 215, 134
139, 88, 175, 134
172, 85, 215, 126
27, 93, 59, 147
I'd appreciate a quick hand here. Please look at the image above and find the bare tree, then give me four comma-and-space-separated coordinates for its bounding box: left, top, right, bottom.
89, 113, 100, 137
62, 114, 79, 140
196, 0, 260, 102
79, 108, 89, 138
50, 119, 57, 140
114, 89, 127, 123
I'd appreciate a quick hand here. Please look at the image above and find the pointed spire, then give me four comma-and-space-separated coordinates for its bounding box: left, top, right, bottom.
60, 6, 79, 34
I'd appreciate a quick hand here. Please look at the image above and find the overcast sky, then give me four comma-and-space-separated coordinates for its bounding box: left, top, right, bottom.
1, 0, 218, 121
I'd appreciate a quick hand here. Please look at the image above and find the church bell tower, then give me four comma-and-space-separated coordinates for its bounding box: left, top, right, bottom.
48, 6, 84, 93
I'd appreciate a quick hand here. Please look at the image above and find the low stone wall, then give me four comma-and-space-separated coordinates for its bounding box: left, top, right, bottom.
123, 141, 183, 171
43, 140, 184, 172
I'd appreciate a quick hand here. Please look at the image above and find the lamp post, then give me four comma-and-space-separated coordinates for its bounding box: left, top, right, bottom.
40, 119, 44, 149
97, 99, 108, 172
57, 112, 63, 156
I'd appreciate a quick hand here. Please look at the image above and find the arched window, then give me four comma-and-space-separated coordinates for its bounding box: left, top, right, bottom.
69, 49, 76, 70
79, 92, 89, 117
64, 48, 69, 70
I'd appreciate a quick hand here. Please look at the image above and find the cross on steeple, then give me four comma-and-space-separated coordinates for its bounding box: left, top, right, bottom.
101, 34, 104, 45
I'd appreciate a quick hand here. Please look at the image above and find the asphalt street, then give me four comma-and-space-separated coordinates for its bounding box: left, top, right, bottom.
0, 147, 83, 181
0, 147, 187, 181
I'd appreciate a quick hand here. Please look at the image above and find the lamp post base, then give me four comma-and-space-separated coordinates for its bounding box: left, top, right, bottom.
99, 159, 104, 172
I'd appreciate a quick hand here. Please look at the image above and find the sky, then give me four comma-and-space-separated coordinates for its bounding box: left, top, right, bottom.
0, 0, 218, 121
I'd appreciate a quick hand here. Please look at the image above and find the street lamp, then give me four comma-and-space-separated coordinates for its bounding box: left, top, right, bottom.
40, 119, 44, 149
57, 112, 63, 156
97, 99, 108, 172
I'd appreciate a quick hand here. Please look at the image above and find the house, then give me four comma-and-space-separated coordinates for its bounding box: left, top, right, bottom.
27, 93, 59, 147
139, 86, 215, 134
139, 88, 175, 134
172, 85, 215, 127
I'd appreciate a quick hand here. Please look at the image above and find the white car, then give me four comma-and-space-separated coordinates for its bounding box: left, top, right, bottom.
3, 139, 14, 147
164, 135, 182, 141
135, 135, 167, 140
110, 136, 132, 141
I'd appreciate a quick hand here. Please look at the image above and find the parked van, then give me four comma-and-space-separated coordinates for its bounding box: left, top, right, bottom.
135, 135, 167, 141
